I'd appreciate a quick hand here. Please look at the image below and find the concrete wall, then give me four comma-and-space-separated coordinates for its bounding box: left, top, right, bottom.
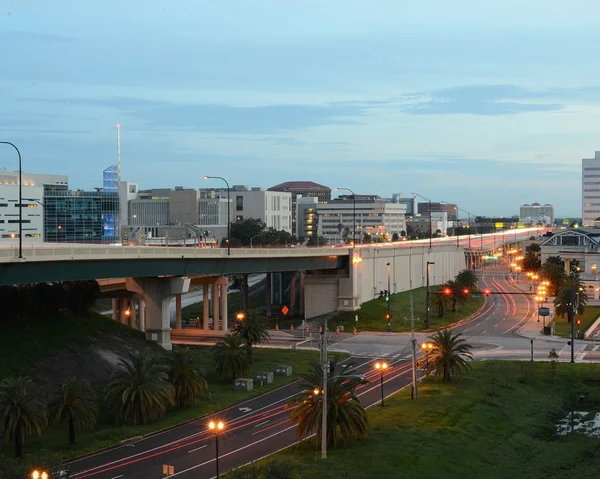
304, 245, 467, 319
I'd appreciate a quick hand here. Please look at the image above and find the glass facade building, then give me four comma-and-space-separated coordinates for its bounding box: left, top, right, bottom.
43, 190, 120, 244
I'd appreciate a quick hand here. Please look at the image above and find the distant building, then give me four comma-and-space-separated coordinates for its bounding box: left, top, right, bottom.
102, 164, 119, 238
418, 202, 457, 221
583, 152, 600, 227
119, 181, 138, 226
406, 212, 448, 237
296, 197, 319, 239
392, 193, 418, 216
268, 181, 331, 232
129, 199, 169, 226
231, 186, 292, 233
519, 203, 554, 225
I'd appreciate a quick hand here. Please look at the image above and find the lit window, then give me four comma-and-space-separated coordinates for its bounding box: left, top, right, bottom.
593, 264, 597, 274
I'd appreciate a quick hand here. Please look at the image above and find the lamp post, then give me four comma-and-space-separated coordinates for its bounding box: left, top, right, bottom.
204, 176, 231, 255
530, 339, 534, 362
386, 262, 391, 332
421, 342, 434, 371
570, 264, 580, 363
411, 192, 433, 249
208, 420, 224, 477
31, 471, 48, 479
0, 142, 23, 258
335, 187, 356, 246
374, 361, 388, 406
426, 261, 434, 328
250, 234, 260, 248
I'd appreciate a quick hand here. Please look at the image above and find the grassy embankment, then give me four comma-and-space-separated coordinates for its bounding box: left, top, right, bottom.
232, 361, 600, 479
0, 311, 322, 457
551, 306, 600, 339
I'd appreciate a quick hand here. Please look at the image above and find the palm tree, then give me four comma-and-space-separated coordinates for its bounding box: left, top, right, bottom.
542, 256, 567, 296
212, 334, 250, 379
104, 351, 174, 425
49, 378, 98, 445
168, 348, 208, 407
288, 358, 368, 447
424, 329, 473, 382
455, 269, 478, 291
430, 288, 454, 317
0, 377, 47, 458
231, 310, 270, 361
554, 279, 588, 318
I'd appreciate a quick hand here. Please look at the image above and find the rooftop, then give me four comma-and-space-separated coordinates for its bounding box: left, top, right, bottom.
269, 181, 330, 191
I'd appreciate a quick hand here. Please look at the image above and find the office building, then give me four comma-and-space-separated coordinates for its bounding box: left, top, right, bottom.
519, 203, 554, 225
406, 212, 448, 237
119, 181, 139, 226
169, 188, 201, 226
583, 152, 600, 227
296, 196, 319, 239
418, 202, 457, 221
232, 186, 292, 233
268, 181, 331, 232
392, 193, 418, 216
198, 196, 230, 242
43, 189, 120, 244
129, 199, 169, 226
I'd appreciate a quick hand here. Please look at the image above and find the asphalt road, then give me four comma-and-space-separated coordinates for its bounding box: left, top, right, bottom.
68, 357, 414, 479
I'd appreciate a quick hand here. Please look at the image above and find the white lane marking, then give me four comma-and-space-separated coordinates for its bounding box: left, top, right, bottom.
188, 445, 207, 454
254, 420, 270, 428
559, 345, 569, 355
482, 331, 487, 335
110, 475, 124, 479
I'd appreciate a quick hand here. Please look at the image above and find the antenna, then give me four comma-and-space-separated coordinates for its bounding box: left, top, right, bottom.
116, 124, 122, 243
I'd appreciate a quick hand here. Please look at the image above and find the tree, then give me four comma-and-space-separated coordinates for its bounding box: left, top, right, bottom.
343, 227, 350, 243
168, 348, 208, 408
104, 351, 174, 425
430, 288, 454, 317
288, 358, 368, 446
541, 256, 567, 296
230, 218, 266, 246
0, 377, 47, 458
554, 280, 588, 318
212, 334, 250, 379
363, 233, 372, 244
307, 235, 327, 246
400, 230, 406, 238
392, 232, 400, 242
231, 310, 271, 361
455, 269, 478, 291
523, 250, 541, 272
549, 348, 559, 380
424, 329, 473, 382
49, 378, 98, 445
527, 243, 541, 253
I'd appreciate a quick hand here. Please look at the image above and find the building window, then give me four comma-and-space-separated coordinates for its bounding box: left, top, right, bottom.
236, 196, 244, 211
8, 220, 30, 224
1, 234, 18, 238
593, 264, 597, 274
25, 234, 41, 238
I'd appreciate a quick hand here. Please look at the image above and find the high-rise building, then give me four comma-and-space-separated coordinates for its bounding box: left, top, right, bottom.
102, 164, 119, 238
119, 181, 139, 226
583, 152, 600, 227
231, 186, 292, 232
519, 203, 554, 225
268, 181, 331, 232
418, 202, 457, 221
392, 193, 418, 216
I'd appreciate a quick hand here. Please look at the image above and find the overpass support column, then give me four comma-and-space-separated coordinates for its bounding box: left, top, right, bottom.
175, 294, 182, 330
220, 281, 228, 331
139, 299, 145, 332
119, 298, 129, 323
212, 281, 220, 330
203, 284, 209, 330
290, 274, 296, 315
129, 298, 137, 328
112, 298, 119, 321
126, 277, 190, 350
241, 273, 249, 310
265, 273, 272, 318
299, 271, 305, 316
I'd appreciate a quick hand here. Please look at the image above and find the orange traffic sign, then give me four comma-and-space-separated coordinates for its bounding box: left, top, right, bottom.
281, 305, 289, 315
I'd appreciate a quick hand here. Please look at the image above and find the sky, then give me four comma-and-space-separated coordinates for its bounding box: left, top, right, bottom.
2, 1, 600, 217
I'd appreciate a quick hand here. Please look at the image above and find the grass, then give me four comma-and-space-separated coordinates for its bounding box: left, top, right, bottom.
551, 306, 600, 339
328, 286, 485, 333
235, 361, 600, 479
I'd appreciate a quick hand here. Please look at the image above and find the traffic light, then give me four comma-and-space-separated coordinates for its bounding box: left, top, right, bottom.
576, 319, 582, 326
483, 289, 491, 296
463, 288, 469, 295
443, 287, 452, 295
385, 313, 391, 320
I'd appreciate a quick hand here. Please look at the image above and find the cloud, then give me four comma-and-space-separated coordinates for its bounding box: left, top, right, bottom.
397, 85, 564, 116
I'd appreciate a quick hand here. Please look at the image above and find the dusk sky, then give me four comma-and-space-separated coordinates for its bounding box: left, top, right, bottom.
2, 1, 600, 217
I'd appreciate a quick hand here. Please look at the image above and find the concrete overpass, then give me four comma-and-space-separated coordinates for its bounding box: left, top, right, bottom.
0, 227, 543, 349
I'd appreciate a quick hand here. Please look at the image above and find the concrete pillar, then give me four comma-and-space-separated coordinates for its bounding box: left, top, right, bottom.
112, 298, 119, 321
220, 282, 228, 331
126, 276, 190, 350
203, 283, 209, 330
118, 298, 127, 323
299, 271, 305, 316
175, 294, 182, 329
241, 273, 249, 310
290, 274, 296, 314
129, 298, 137, 328
139, 299, 145, 332
265, 273, 272, 318
212, 281, 220, 330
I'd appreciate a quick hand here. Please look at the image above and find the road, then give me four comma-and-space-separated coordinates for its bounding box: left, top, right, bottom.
72, 262, 599, 479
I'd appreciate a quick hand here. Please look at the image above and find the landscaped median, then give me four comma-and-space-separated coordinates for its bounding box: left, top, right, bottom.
327, 286, 485, 333
551, 306, 600, 339
227, 361, 600, 478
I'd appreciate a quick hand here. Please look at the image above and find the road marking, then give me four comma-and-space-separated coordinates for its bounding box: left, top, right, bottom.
238, 407, 252, 413
110, 475, 124, 479
254, 420, 270, 428
188, 445, 207, 454
482, 330, 487, 335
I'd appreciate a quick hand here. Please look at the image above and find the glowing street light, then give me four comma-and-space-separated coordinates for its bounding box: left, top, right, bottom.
374, 361, 388, 407
31, 471, 48, 479
208, 420, 225, 478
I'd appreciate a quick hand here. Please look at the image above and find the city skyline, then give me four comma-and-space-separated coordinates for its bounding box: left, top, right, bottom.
2, 1, 599, 216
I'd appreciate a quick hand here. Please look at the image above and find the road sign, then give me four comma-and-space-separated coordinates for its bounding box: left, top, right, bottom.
539, 307, 550, 316
471, 294, 482, 298
281, 305, 289, 315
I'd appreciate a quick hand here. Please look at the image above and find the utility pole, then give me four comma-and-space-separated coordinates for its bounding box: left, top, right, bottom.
405, 290, 420, 399
321, 319, 328, 459
426, 261, 434, 328
570, 265, 578, 363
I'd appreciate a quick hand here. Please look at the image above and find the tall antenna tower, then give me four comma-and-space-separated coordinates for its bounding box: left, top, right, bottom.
116, 124, 122, 243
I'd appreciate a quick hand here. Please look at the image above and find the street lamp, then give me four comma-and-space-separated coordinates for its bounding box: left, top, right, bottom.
411, 192, 432, 249
386, 262, 391, 332
0, 142, 23, 258
250, 234, 260, 248
374, 361, 388, 406
208, 420, 225, 478
334, 187, 356, 246
204, 176, 231, 255
421, 342, 434, 370
426, 261, 435, 328
570, 264, 580, 363
31, 471, 48, 479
